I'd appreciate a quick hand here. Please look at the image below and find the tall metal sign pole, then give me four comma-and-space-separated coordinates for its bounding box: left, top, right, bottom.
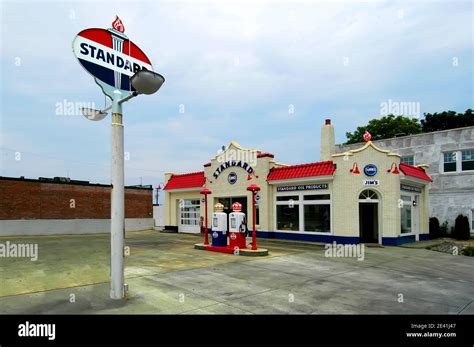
72, 16, 165, 299
110, 89, 125, 299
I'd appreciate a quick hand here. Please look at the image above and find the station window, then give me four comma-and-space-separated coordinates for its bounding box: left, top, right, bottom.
400, 155, 415, 166
461, 150, 474, 171
277, 195, 299, 202
304, 205, 330, 232
400, 195, 412, 234
443, 152, 457, 172
304, 194, 331, 200
254, 204, 260, 225
276, 192, 331, 233
276, 205, 299, 231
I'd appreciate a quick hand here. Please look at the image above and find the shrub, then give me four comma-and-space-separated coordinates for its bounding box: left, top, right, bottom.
453, 215, 470, 240
461, 246, 474, 256
429, 217, 441, 239
439, 221, 449, 237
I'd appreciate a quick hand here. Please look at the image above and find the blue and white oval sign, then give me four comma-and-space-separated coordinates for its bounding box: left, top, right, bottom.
228, 172, 237, 184
72, 17, 154, 98
363, 164, 378, 177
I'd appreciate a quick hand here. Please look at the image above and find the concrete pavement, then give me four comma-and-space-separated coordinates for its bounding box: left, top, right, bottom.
0, 230, 473, 314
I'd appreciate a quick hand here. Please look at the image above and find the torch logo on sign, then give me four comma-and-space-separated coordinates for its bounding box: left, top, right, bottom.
112, 15, 125, 33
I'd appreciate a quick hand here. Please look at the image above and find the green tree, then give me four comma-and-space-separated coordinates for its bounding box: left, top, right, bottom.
421, 109, 473, 132
345, 115, 422, 144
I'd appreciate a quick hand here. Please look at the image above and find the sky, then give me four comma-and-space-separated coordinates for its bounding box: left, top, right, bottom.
0, 0, 472, 201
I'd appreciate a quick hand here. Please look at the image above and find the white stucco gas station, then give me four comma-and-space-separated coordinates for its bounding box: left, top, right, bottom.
163, 119, 433, 247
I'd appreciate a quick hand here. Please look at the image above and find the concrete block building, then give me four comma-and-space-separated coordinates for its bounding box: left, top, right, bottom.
337, 126, 474, 234
163, 120, 433, 245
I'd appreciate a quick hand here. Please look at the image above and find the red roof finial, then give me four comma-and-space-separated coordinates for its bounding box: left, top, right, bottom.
112, 16, 125, 33
363, 131, 372, 142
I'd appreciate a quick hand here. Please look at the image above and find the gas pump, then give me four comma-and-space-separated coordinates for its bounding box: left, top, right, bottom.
211, 203, 228, 247
229, 202, 247, 250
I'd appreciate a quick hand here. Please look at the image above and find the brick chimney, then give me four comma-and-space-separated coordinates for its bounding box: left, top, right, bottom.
320, 119, 335, 161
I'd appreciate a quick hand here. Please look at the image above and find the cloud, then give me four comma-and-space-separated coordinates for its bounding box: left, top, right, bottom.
0, 0, 472, 186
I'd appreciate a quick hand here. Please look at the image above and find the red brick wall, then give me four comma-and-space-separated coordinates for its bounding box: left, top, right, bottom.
0, 179, 152, 220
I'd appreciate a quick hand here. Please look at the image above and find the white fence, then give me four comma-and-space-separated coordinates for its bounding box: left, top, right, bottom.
153, 205, 164, 228
0, 218, 154, 236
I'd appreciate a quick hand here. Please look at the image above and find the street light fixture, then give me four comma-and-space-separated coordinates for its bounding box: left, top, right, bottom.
80, 108, 108, 121
131, 70, 165, 95
81, 70, 165, 122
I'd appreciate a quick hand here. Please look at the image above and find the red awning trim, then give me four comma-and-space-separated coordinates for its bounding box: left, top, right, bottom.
163, 171, 206, 190
399, 163, 432, 182
257, 152, 275, 158
267, 161, 336, 181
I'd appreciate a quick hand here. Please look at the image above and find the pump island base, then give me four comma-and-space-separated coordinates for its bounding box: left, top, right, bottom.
194, 202, 269, 256
194, 243, 269, 256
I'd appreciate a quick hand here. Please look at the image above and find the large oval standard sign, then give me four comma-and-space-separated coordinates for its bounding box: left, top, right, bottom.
72, 17, 153, 98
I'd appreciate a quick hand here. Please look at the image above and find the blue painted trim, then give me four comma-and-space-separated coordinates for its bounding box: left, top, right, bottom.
382, 235, 416, 246
255, 231, 430, 246
256, 231, 359, 244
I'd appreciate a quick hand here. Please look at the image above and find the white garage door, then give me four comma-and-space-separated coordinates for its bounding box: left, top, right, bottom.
178, 199, 201, 233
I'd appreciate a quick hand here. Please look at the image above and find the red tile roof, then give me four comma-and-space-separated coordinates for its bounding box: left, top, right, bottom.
399, 163, 432, 182
257, 152, 274, 158
267, 161, 336, 181
164, 171, 205, 190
